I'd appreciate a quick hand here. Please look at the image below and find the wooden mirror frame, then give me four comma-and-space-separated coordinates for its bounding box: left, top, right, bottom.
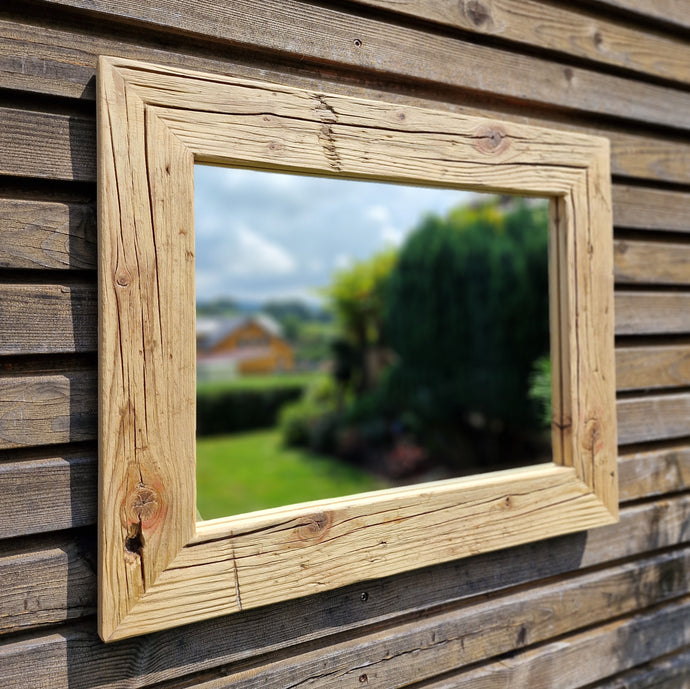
97, 56, 617, 642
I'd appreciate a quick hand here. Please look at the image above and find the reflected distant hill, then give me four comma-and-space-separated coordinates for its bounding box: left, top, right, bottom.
197, 296, 332, 324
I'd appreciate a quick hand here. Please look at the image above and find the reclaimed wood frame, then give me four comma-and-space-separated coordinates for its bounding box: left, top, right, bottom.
97, 56, 618, 642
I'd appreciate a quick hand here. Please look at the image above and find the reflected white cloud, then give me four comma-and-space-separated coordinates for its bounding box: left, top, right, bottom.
227, 226, 296, 276
194, 166, 475, 303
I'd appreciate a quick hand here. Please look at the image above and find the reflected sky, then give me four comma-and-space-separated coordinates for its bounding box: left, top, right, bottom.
194, 165, 475, 304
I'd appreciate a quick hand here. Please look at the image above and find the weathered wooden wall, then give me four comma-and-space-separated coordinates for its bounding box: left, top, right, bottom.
1, 0, 689, 686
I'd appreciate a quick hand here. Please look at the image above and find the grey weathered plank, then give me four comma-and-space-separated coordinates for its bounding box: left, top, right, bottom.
0, 108, 96, 182
417, 598, 690, 689
618, 392, 690, 445
0, 451, 96, 538
586, 0, 690, 31
613, 186, 690, 233
346, 0, 690, 84
596, 646, 690, 689
614, 240, 690, 285
616, 344, 690, 391
1, 493, 689, 688
0, 199, 96, 270
619, 443, 690, 501
615, 292, 690, 335
0, 534, 95, 635
171, 554, 690, 689
28, 0, 690, 131
0, 371, 96, 450
0, 283, 97, 355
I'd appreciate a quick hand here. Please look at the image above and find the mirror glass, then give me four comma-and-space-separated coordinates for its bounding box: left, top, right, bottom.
195, 165, 552, 521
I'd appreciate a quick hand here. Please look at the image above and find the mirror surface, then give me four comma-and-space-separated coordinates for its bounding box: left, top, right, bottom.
195, 165, 552, 521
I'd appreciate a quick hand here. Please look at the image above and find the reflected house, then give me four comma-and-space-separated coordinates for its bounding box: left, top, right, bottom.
196, 314, 294, 378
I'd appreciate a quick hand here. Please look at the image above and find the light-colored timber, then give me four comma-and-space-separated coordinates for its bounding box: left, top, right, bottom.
1, 0, 688, 685
97, 57, 616, 641
3, 492, 690, 685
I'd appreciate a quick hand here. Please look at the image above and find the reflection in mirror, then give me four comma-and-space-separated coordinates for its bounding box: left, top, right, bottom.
195, 165, 552, 521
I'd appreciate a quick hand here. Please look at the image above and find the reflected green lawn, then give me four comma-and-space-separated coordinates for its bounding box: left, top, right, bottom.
196, 429, 390, 520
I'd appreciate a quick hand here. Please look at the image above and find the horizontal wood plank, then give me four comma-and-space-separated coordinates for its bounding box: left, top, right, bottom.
0, 534, 95, 635
0, 452, 96, 538
347, 0, 690, 84
176, 552, 690, 689
0, 371, 96, 450
1, 493, 689, 687
619, 443, 690, 501
0, 283, 96, 355
613, 186, 690, 232
596, 646, 690, 689
0, 199, 96, 270
26, 1, 690, 132
587, 0, 690, 31
419, 597, 690, 689
618, 392, 690, 444
614, 240, 690, 285
0, 108, 96, 182
616, 344, 690, 390
615, 292, 690, 335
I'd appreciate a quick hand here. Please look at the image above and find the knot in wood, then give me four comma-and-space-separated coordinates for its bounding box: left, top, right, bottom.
461, 0, 493, 28
474, 124, 509, 155
297, 511, 333, 542
126, 485, 160, 524
115, 273, 130, 287
582, 418, 601, 453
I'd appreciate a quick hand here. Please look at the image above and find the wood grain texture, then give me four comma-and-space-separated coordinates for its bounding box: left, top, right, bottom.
419, 598, 690, 689
0, 534, 95, 635
29, 0, 690, 131
615, 292, 690, 335
0, 0, 688, 681
587, 0, 690, 31
0, 371, 96, 450
152, 553, 690, 689
618, 393, 690, 445
616, 344, 690, 391
614, 239, 690, 285
2, 492, 689, 688
619, 443, 690, 501
0, 451, 96, 538
613, 186, 690, 232
0, 108, 95, 182
2, 25, 690, 186
97, 57, 616, 640
347, 0, 690, 84
0, 283, 97, 355
596, 646, 690, 689
98, 62, 197, 640
0, 199, 96, 270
